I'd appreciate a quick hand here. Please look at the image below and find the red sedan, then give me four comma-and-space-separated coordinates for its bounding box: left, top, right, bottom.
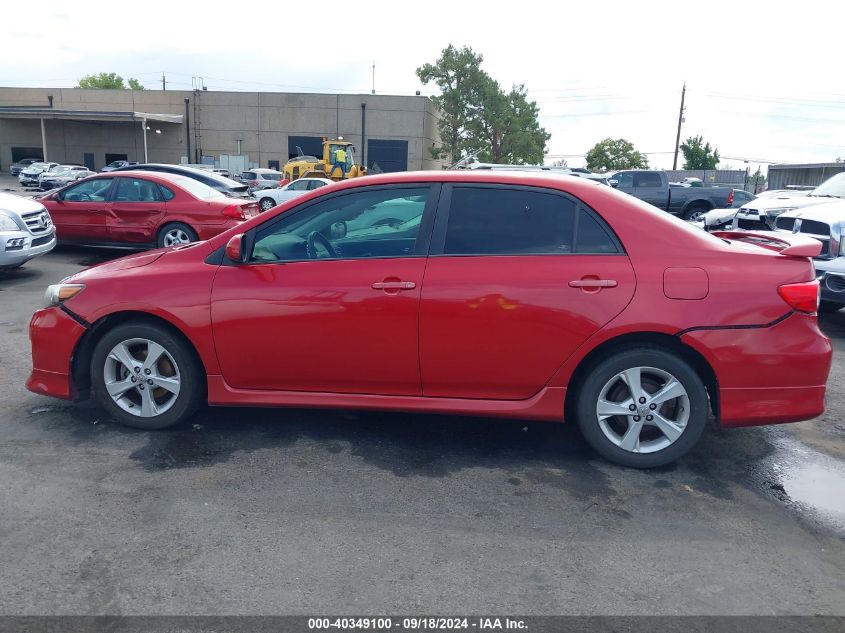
39, 171, 259, 248
27, 171, 832, 467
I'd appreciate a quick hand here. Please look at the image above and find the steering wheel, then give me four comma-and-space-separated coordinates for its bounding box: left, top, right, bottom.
306, 231, 338, 259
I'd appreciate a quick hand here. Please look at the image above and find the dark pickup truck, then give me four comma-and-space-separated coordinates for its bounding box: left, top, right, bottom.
608, 170, 735, 221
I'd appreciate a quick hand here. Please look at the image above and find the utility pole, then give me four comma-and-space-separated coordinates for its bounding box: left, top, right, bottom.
162, 73, 166, 91
672, 82, 686, 170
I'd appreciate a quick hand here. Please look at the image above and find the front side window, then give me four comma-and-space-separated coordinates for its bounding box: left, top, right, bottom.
307, 180, 327, 190
614, 172, 634, 188
288, 180, 310, 191
113, 178, 163, 202
251, 187, 429, 263
443, 187, 576, 255
61, 178, 114, 202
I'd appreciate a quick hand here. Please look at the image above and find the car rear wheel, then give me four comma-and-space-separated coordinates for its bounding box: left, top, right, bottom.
90, 322, 204, 430
259, 197, 277, 212
575, 347, 708, 468
157, 222, 197, 248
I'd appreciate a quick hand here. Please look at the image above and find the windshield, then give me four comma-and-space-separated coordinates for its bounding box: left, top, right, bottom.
329, 144, 354, 167
810, 172, 845, 198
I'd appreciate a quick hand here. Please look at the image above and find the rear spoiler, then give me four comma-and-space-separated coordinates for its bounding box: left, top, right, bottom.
711, 230, 822, 257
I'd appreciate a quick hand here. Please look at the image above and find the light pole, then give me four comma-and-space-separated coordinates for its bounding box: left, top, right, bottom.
141, 119, 148, 163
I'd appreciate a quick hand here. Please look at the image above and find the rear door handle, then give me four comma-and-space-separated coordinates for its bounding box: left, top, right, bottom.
372, 281, 416, 290
569, 279, 618, 288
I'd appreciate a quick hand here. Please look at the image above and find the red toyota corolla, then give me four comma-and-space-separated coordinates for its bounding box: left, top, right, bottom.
27, 171, 832, 467
39, 171, 259, 248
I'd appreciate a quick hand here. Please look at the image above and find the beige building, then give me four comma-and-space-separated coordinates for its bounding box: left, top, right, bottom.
0, 87, 443, 174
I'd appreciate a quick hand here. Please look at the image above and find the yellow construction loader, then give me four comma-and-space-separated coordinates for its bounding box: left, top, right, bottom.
283, 137, 367, 182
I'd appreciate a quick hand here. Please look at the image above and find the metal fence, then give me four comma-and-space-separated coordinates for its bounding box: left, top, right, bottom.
768, 163, 845, 190
662, 169, 748, 188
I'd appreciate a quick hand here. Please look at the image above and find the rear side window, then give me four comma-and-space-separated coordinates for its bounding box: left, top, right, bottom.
159, 185, 175, 201
634, 172, 662, 188
444, 187, 575, 255
442, 187, 619, 256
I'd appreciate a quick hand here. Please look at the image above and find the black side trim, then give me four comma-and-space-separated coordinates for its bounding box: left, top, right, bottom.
675, 311, 793, 337
60, 304, 90, 329
205, 245, 226, 265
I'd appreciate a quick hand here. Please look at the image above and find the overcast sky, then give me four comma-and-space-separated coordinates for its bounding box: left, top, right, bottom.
3, 0, 843, 170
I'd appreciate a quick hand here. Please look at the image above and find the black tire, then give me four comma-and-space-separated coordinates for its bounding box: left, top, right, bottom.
258, 197, 277, 212
90, 321, 204, 430
574, 347, 709, 468
683, 205, 710, 222
156, 222, 198, 248
819, 301, 843, 314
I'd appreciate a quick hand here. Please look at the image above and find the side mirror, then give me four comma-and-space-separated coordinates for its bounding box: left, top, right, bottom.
225, 233, 247, 263
330, 221, 348, 240
609, 179, 619, 188
50, 192, 61, 201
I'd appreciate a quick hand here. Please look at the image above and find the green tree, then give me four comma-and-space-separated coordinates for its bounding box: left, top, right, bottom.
680, 135, 719, 170
77, 73, 144, 90
585, 138, 649, 171
416, 44, 549, 164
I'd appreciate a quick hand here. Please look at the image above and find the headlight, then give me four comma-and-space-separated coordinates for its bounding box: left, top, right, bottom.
43, 284, 85, 307
0, 213, 21, 231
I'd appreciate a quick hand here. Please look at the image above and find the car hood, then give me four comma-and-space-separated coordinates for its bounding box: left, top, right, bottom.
65, 249, 169, 282
0, 191, 46, 215
740, 196, 833, 211
778, 200, 845, 222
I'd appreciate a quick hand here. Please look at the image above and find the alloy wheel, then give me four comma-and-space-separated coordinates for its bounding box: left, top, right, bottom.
103, 338, 181, 417
595, 366, 690, 454
163, 228, 192, 247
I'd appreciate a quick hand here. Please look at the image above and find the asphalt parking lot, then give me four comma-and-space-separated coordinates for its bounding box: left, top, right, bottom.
1, 243, 844, 615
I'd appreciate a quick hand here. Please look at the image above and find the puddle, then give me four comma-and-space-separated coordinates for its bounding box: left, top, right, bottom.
757, 431, 845, 534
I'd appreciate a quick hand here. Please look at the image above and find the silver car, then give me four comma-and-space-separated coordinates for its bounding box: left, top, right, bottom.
38, 165, 95, 190
0, 192, 56, 270
18, 162, 60, 187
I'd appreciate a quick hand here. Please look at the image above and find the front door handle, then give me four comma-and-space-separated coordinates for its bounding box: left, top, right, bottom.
372, 281, 416, 290
569, 279, 618, 288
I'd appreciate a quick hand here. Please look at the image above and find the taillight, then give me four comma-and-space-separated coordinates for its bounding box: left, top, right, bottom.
727, 190, 734, 206
778, 280, 820, 314
222, 204, 246, 220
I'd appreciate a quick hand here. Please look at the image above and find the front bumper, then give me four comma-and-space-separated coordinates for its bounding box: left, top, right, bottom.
27, 306, 87, 400
681, 312, 832, 427
18, 176, 41, 186
0, 229, 56, 267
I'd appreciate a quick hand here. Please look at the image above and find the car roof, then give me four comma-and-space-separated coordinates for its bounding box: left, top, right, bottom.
310, 170, 604, 194
91, 170, 191, 185
116, 163, 244, 186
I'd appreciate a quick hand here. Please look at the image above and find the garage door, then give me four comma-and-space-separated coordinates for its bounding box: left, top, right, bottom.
11, 147, 43, 163
288, 136, 323, 160
367, 139, 408, 173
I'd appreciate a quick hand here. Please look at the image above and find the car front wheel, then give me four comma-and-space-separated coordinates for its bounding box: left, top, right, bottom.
575, 347, 709, 468
259, 197, 277, 212
90, 322, 204, 430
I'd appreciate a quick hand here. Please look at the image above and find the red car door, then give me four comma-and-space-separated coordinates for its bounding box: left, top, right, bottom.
47, 177, 114, 242
210, 185, 438, 395
107, 176, 166, 244
419, 184, 636, 400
